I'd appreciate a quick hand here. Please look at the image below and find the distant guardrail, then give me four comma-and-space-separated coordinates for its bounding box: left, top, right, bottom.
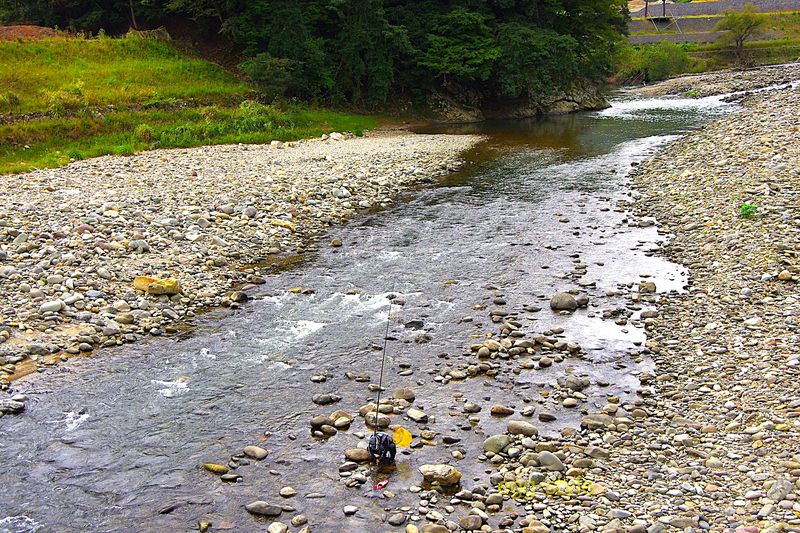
631, 0, 799, 17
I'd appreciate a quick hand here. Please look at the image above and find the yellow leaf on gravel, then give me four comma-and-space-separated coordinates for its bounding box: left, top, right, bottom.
270, 219, 297, 232
133, 275, 160, 291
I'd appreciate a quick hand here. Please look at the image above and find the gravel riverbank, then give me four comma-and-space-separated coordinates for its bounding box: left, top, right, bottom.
451, 86, 800, 531
631, 63, 800, 98
217, 85, 800, 532
0, 132, 480, 393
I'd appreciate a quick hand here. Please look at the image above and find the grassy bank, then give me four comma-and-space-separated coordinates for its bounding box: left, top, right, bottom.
0, 34, 377, 174
614, 38, 800, 84
0, 33, 250, 113
690, 38, 800, 69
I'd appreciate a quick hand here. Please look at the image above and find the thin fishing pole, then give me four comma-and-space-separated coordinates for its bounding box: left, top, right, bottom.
373, 289, 393, 436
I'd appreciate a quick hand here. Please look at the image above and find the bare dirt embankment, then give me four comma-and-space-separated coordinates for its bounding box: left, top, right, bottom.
0, 25, 58, 41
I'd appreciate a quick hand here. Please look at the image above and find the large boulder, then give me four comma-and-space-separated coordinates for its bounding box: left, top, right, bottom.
243, 445, 268, 460
537, 450, 565, 471
581, 413, 614, 430
459, 515, 483, 530
419, 464, 462, 486
0, 399, 25, 414
134, 276, 182, 295
550, 292, 578, 311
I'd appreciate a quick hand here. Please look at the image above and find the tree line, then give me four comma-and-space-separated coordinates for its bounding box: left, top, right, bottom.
1, 0, 629, 106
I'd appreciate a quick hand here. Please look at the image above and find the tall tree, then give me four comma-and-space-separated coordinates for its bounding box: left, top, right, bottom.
715, 3, 767, 62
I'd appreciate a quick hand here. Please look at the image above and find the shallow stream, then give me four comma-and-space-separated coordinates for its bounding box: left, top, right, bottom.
0, 91, 740, 533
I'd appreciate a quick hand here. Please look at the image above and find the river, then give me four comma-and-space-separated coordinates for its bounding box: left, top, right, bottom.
0, 91, 739, 533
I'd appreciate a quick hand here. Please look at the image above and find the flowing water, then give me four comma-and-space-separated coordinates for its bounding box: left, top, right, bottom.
0, 92, 740, 533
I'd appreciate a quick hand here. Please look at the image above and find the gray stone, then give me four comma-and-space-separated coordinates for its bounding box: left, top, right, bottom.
39, 299, 65, 313
483, 435, 510, 454
767, 478, 793, 501
507, 420, 538, 436
537, 451, 564, 471
550, 292, 578, 311
419, 464, 462, 486
459, 515, 483, 530
388, 513, 406, 526
243, 445, 268, 460
245, 501, 282, 517
407, 408, 428, 423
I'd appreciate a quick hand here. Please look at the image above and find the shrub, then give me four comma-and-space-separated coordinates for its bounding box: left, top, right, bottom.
235, 100, 293, 132
112, 144, 135, 156
354, 129, 364, 137
614, 42, 692, 83
239, 54, 296, 101
0, 92, 20, 113
46, 81, 88, 115
134, 123, 155, 142
67, 148, 84, 160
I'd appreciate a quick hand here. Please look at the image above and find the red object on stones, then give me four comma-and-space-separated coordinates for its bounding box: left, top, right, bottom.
373, 480, 389, 490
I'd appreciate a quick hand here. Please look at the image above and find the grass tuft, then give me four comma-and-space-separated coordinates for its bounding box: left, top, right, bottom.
738, 202, 758, 219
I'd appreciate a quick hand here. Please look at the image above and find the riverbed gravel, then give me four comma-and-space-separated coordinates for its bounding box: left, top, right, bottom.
456, 81, 800, 531
0, 132, 480, 390
206, 77, 800, 532
631, 63, 800, 98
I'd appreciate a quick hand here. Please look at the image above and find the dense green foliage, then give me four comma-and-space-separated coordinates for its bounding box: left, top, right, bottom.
0, 35, 376, 174
1, 0, 629, 106
613, 42, 693, 83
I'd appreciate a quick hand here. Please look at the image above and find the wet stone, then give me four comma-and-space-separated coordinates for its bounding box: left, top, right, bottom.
245, 501, 283, 517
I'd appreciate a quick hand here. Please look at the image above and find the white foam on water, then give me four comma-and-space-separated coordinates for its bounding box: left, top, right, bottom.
199, 347, 215, 360
598, 93, 735, 120
151, 376, 190, 398
250, 319, 328, 362
286, 320, 326, 339
377, 250, 403, 260
64, 411, 90, 431
0, 516, 42, 533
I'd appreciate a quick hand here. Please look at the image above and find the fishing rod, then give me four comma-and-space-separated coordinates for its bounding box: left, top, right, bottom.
373, 290, 393, 436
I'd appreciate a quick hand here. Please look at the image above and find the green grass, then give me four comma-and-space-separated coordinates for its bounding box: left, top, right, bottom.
0, 103, 377, 174
0, 34, 250, 114
689, 38, 800, 69
738, 202, 758, 218
0, 34, 378, 175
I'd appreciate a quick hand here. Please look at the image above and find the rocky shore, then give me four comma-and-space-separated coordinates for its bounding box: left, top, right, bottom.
446, 82, 800, 531
0, 132, 480, 392
194, 78, 800, 533
632, 63, 800, 98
